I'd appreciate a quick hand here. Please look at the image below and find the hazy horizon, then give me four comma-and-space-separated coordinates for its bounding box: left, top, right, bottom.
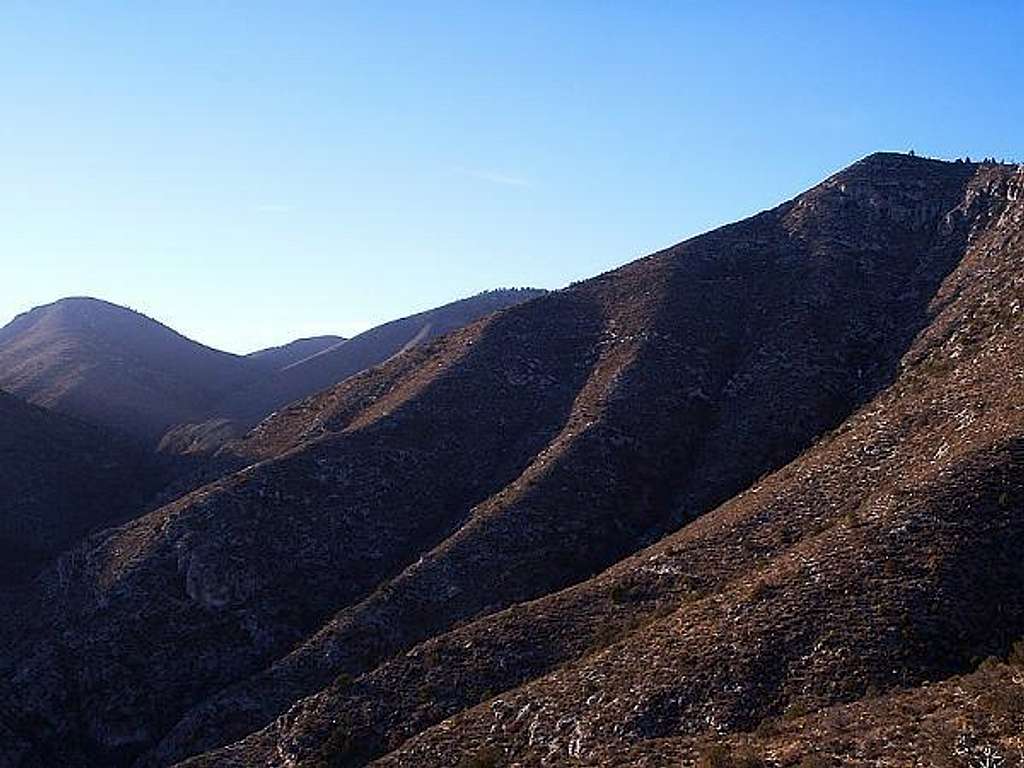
3, 2, 1022, 353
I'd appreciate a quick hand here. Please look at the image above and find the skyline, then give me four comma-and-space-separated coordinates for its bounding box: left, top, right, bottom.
3, 2, 1022, 352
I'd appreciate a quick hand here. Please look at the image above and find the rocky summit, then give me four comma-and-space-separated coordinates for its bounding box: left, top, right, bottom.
1, 153, 1022, 768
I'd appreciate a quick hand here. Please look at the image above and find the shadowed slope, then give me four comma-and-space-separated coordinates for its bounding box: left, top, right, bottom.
0, 390, 168, 585
0, 290, 605, 768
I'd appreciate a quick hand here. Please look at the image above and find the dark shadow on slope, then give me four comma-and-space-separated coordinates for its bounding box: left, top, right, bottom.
1, 292, 605, 768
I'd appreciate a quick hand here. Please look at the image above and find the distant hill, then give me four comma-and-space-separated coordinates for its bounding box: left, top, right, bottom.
207, 288, 546, 427
0, 389, 166, 584
0, 297, 264, 444
246, 336, 346, 371
0, 292, 544, 453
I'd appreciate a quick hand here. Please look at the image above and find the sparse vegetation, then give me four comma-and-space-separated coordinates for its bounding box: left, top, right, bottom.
1008, 639, 1024, 667
332, 672, 353, 691
748, 579, 773, 601
782, 701, 812, 721
308, 726, 357, 768
696, 744, 765, 768
457, 745, 503, 768
610, 581, 632, 604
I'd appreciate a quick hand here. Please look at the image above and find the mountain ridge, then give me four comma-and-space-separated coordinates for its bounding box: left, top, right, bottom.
246, 336, 347, 371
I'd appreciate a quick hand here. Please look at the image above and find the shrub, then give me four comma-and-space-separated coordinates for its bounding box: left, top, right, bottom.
748, 580, 772, 601
696, 744, 765, 768
458, 745, 502, 768
610, 582, 632, 604
782, 700, 811, 720
308, 726, 356, 768
333, 672, 353, 691
697, 745, 731, 768
1007, 639, 1024, 667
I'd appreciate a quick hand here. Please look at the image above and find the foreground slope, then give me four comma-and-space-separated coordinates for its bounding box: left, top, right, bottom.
1, 154, 1020, 768
0, 298, 262, 443
0, 390, 166, 585
185, 157, 1024, 768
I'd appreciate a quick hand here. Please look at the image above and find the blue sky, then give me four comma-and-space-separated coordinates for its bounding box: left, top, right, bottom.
2, 2, 1021, 353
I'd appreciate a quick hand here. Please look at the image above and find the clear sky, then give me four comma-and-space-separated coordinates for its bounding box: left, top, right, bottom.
2, 2, 1021, 353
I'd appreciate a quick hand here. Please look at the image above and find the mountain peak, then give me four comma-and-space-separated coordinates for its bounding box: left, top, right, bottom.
52, 295, 127, 308
835, 150, 973, 182
840, 150, 1021, 180
4, 295, 181, 345
779, 150, 1022, 238
22, 295, 148, 320
0, 296, 260, 443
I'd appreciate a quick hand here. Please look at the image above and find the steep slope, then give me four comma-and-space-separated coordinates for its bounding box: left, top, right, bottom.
207, 289, 547, 428
0, 390, 167, 585
1, 154, 1020, 768
155, 419, 251, 459
0, 298, 263, 443
246, 336, 346, 372
193, 158, 1024, 768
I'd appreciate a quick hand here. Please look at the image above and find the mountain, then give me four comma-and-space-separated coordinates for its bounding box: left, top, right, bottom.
207, 289, 547, 428
0, 293, 543, 453
245, 336, 346, 371
1, 154, 1022, 768
0, 390, 167, 585
0, 298, 263, 444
